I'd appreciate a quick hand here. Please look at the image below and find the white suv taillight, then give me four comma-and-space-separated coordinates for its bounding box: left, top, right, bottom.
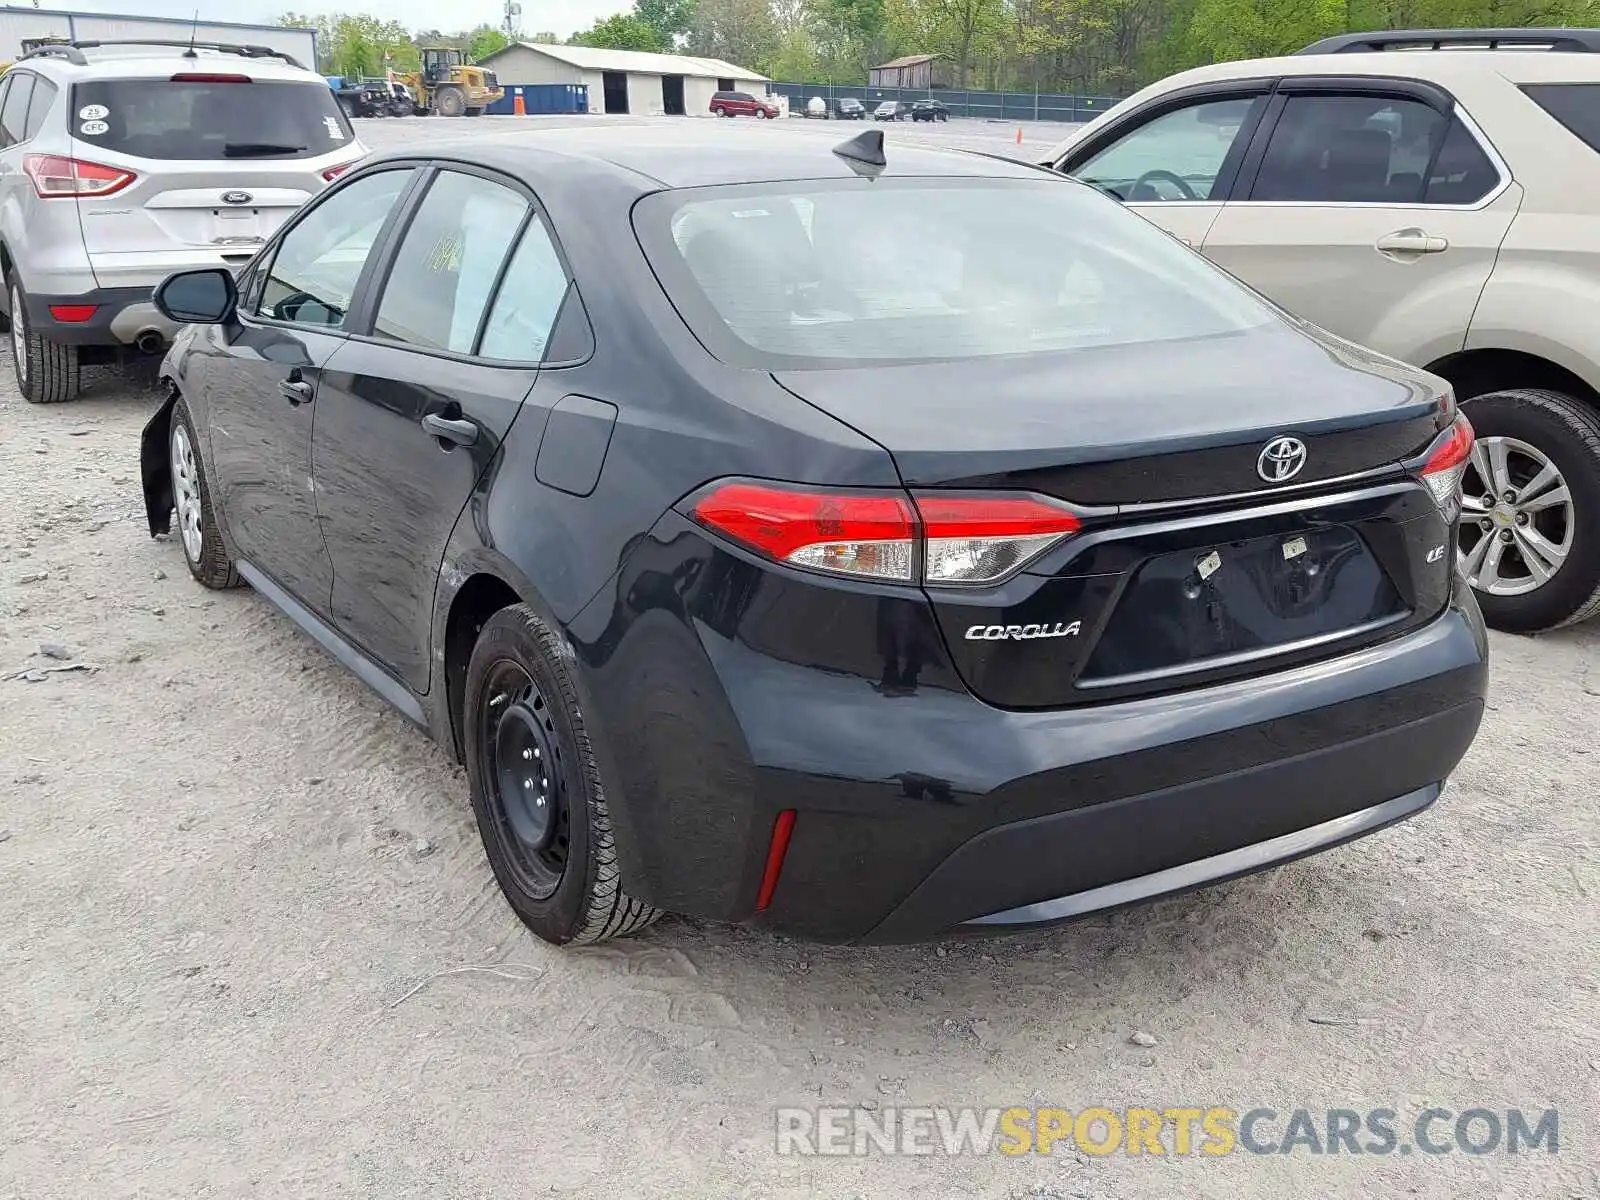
1419, 412, 1476, 520
23, 154, 136, 199
689, 482, 1082, 586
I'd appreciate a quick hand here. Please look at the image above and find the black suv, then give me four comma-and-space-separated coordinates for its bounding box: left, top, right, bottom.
911, 98, 949, 122
141, 128, 1487, 947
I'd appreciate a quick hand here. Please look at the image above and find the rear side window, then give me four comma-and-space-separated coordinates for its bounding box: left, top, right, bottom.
23, 77, 56, 140
1522, 83, 1600, 152
373, 171, 529, 354
638, 178, 1275, 368
1423, 116, 1499, 204
1, 74, 35, 147
69, 79, 353, 161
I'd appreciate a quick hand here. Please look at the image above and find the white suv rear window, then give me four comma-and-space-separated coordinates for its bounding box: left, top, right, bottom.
70, 78, 353, 160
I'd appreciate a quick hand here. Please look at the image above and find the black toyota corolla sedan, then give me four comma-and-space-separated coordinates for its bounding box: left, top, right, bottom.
139, 126, 1488, 946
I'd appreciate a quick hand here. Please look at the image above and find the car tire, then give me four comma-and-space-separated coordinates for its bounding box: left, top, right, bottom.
9, 279, 80, 404
756, 108, 769, 119
1458, 388, 1600, 631
168, 395, 240, 590
436, 85, 467, 117
464, 604, 662, 946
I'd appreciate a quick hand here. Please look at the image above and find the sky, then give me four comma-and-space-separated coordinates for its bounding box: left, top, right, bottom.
13, 0, 618, 39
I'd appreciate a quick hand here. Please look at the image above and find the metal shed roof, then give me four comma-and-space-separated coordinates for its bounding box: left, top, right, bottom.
483, 41, 767, 82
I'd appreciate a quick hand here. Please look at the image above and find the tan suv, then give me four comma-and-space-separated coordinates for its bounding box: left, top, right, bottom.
1045, 28, 1600, 632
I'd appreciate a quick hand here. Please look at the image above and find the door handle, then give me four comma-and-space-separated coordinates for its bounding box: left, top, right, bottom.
1376, 230, 1448, 255
421, 413, 478, 447
278, 376, 314, 405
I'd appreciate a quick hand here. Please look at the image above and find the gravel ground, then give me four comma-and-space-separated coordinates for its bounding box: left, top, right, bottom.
1, 115, 1598, 1199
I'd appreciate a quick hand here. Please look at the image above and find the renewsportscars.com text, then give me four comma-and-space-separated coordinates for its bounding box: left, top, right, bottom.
775, 1105, 1559, 1158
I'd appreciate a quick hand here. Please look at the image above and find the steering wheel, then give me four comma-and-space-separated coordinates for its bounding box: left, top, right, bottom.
1129, 169, 1199, 201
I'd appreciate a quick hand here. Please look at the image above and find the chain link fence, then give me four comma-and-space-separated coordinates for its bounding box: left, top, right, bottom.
767, 82, 1120, 124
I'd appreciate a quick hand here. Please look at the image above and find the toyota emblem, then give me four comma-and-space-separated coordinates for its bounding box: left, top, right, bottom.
1257, 435, 1308, 483
220, 190, 254, 205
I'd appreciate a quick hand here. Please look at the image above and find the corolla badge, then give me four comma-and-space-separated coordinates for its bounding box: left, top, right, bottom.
1257, 435, 1308, 483
220, 190, 254, 205
965, 621, 1082, 641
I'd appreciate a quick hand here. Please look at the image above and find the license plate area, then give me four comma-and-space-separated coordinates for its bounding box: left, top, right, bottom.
1078, 525, 1406, 687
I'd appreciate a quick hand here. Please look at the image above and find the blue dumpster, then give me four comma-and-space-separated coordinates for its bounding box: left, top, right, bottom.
486, 84, 589, 115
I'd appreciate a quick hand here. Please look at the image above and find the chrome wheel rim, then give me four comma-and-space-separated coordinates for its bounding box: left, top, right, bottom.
170, 423, 204, 563
11, 285, 26, 377
1458, 435, 1573, 597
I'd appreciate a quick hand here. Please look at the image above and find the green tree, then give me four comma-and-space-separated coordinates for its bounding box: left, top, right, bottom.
467, 25, 511, 60
634, 0, 698, 46
571, 12, 670, 49
687, 0, 782, 67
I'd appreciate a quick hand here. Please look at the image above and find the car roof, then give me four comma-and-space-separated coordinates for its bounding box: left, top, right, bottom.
15, 44, 320, 84
1141, 47, 1600, 90
373, 124, 1050, 189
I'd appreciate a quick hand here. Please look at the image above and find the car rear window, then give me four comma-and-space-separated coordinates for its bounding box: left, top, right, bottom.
69, 78, 354, 161
635, 177, 1275, 368
1522, 83, 1600, 153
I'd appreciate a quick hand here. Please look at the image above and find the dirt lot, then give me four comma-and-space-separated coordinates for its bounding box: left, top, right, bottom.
2, 117, 1598, 1200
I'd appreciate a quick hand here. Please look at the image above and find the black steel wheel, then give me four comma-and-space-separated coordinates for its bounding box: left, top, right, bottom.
463, 604, 661, 945
479, 661, 571, 899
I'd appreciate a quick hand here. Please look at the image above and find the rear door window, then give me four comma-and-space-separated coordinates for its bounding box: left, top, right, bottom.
372, 170, 529, 354
479, 219, 570, 361
69, 79, 353, 160
1, 73, 35, 147
1248, 94, 1448, 204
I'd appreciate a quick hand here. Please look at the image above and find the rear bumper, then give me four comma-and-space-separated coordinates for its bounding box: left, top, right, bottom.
585, 544, 1488, 942
26, 286, 176, 347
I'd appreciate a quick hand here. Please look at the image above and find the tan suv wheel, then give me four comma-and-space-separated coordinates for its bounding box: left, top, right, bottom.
1459, 389, 1600, 632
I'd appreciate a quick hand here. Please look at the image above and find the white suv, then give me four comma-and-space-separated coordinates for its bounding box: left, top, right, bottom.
0, 40, 367, 404
1045, 28, 1600, 632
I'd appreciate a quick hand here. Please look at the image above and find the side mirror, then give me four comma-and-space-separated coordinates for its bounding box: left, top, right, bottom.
154, 268, 237, 324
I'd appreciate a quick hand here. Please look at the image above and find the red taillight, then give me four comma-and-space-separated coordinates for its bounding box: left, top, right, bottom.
1420, 411, 1475, 516
689, 481, 1081, 586
915, 493, 1082, 585
170, 73, 251, 83
692, 481, 917, 581
48, 305, 98, 323
23, 154, 136, 199
755, 810, 797, 911
322, 162, 356, 183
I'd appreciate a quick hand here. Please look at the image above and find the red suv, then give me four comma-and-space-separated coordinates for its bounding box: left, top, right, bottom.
710, 90, 777, 119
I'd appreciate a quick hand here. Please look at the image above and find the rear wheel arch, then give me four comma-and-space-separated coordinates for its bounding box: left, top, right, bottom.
1426, 347, 1600, 413
443, 571, 532, 762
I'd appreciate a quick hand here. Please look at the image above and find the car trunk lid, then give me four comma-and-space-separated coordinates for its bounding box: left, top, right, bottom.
773, 326, 1460, 708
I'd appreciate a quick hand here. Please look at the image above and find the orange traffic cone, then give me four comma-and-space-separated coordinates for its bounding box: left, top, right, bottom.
513, 91, 526, 116
1015, 126, 1022, 144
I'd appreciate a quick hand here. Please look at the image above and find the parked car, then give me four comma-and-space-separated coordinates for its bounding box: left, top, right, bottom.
835, 97, 867, 120
874, 99, 911, 121
140, 125, 1486, 948
1045, 27, 1600, 633
0, 39, 366, 404
333, 79, 407, 118
911, 98, 949, 122
803, 96, 828, 118
710, 90, 777, 119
